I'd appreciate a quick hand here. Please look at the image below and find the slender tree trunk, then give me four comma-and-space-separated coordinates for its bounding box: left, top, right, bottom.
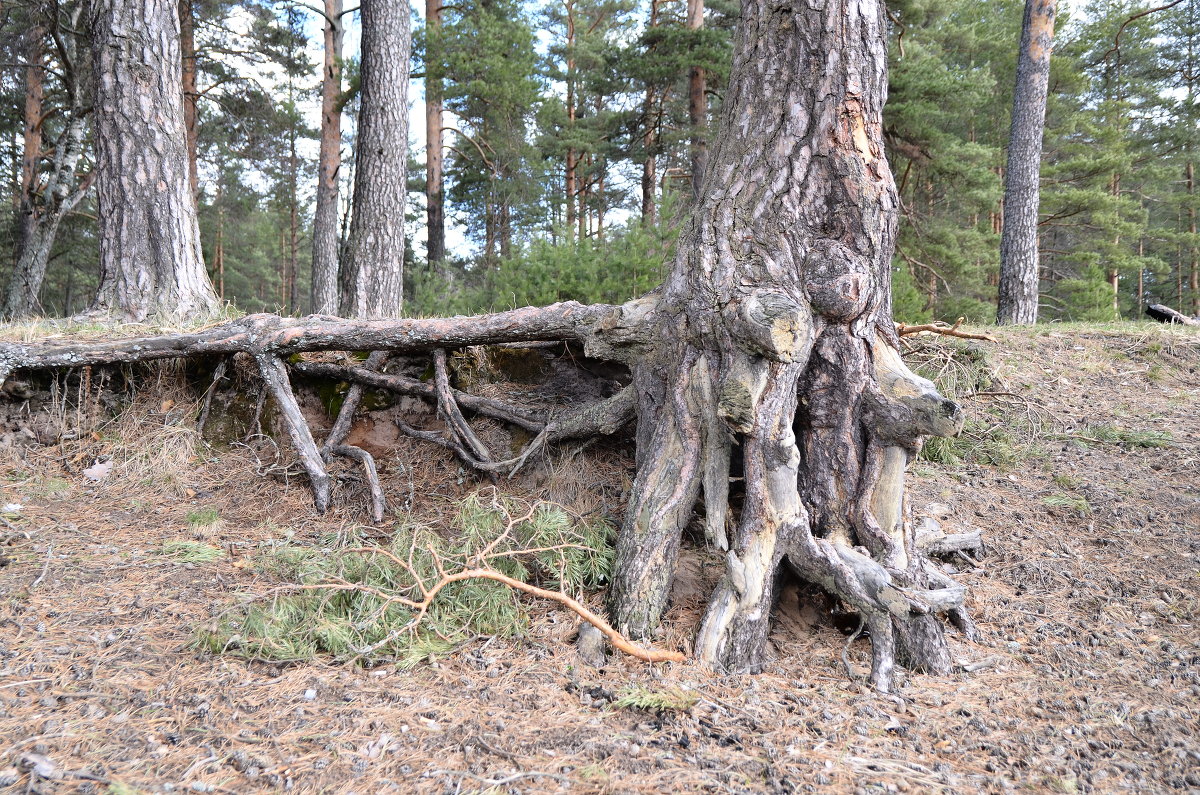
425, 0, 445, 266
214, 183, 225, 301
687, 0, 707, 199
1190, 160, 1199, 316
341, 0, 411, 319
4, 9, 93, 319
88, 0, 219, 322
1109, 173, 1121, 319
1137, 236, 1145, 317
609, 0, 964, 689
312, 0, 344, 316
179, 0, 199, 200
5, 19, 46, 317
641, 0, 660, 225
997, 0, 1056, 325
565, 0, 576, 239
641, 91, 657, 225
17, 18, 44, 250
288, 109, 300, 314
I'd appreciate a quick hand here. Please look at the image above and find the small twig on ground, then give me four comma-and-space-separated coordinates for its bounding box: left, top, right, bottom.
435, 769, 570, 787
29, 543, 52, 590
897, 317, 997, 342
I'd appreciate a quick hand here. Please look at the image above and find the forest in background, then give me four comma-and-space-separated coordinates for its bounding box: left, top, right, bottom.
3, 0, 1200, 323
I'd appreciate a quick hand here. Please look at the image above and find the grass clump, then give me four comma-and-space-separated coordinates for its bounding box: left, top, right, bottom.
1042, 494, 1092, 516
907, 339, 1049, 469
186, 507, 225, 535
612, 685, 699, 713
1067, 425, 1172, 449
196, 492, 615, 665
160, 540, 224, 563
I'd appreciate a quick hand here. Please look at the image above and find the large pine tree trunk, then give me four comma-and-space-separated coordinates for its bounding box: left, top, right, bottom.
425, 0, 445, 265
997, 0, 1056, 325
311, 0, 344, 316
609, 0, 964, 690
341, 0, 410, 319
88, 0, 219, 322
3, 0, 968, 694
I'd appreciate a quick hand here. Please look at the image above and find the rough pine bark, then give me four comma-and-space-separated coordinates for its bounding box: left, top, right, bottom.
312, 0, 344, 316
341, 0, 410, 319
997, 0, 1056, 326
608, 0, 965, 690
88, 0, 220, 322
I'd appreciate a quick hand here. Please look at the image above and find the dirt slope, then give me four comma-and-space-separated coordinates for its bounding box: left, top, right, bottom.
1, 323, 1198, 794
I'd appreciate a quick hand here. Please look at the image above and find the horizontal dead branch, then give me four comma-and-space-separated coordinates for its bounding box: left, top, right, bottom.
0, 303, 623, 384
897, 317, 996, 342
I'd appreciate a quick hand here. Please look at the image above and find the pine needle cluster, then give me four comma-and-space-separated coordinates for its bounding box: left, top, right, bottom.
196, 492, 615, 666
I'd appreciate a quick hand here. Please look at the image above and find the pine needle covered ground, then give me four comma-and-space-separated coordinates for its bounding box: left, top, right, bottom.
0, 323, 1198, 793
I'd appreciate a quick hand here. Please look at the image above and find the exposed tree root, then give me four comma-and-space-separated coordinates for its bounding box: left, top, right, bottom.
323, 351, 390, 522
254, 354, 330, 513
292, 360, 546, 433
329, 443, 387, 524
196, 358, 228, 435
433, 349, 494, 466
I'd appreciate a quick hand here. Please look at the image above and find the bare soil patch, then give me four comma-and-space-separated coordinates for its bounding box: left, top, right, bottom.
1, 325, 1198, 793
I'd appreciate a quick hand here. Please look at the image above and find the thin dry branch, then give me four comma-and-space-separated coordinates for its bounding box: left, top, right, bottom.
897, 317, 997, 342
275, 568, 684, 664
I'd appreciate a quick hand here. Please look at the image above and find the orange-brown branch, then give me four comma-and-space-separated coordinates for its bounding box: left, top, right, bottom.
897, 317, 997, 342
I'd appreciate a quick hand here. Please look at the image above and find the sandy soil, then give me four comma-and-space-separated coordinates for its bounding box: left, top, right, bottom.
1, 324, 1198, 794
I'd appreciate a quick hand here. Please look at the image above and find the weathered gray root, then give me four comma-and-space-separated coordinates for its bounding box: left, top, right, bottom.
692, 333, 968, 692
433, 349, 493, 465
322, 351, 389, 522
323, 350, 390, 453
328, 444, 386, 523
918, 528, 984, 559
608, 347, 704, 640
503, 385, 636, 475
196, 358, 228, 436
254, 354, 330, 513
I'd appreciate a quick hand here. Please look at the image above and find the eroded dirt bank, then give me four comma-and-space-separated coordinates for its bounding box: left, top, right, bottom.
1, 324, 1198, 793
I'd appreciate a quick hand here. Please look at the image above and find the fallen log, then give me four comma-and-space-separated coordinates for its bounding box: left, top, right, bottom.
1145, 303, 1200, 326
0, 303, 626, 384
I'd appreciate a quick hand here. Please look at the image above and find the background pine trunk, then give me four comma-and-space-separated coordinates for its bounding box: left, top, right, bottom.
87, 0, 219, 322
997, 0, 1056, 325
340, 0, 410, 319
